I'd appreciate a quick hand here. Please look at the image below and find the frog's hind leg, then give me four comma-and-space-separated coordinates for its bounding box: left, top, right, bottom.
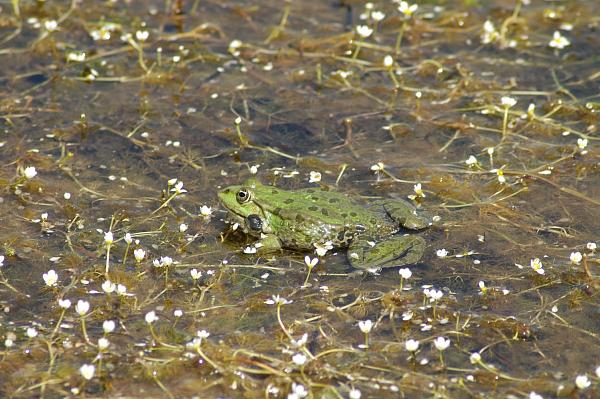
382, 199, 430, 230
347, 235, 426, 270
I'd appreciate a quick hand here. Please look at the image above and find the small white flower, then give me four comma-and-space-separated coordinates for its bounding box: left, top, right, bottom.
135, 30, 149, 41
58, 299, 71, 309
75, 300, 90, 316
530, 258, 545, 275
102, 280, 116, 293
79, 364, 95, 380
153, 258, 163, 268
349, 388, 362, 399
405, 339, 419, 352
98, 337, 110, 350
243, 246, 257, 254
304, 256, 318, 268
358, 319, 373, 334
103, 320, 116, 333
383, 55, 394, 68
399, 268, 412, 279
370, 162, 385, 172
199, 205, 212, 216
501, 96, 517, 108
481, 20, 499, 44
308, 171, 321, 183
289, 382, 308, 399
596, 365, 600, 378
179, 223, 188, 233
190, 268, 202, 280
124, 233, 133, 244
413, 183, 425, 198
26, 327, 38, 338
265, 295, 292, 306
549, 31, 570, 49
145, 311, 158, 324
570, 251, 582, 265
43, 269, 59, 287
160, 256, 173, 267
356, 25, 373, 38
529, 392, 543, 399
44, 20, 58, 32
104, 231, 114, 245
465, 155, 478, 166
402, 310, 413, 320
372, 11, 385, 21
291, 333, 308, 348
234, 116, 242, 125
398, 1, 418, 18
314, 241, 333, 257
116, 284, 127, 295
433, 337, 451, 351
586, 242, 597, 252
575, 375, 590, 390
469, 352, 481, 364
197, 329, 210, 339
292, 353, 307, 366
134, 248, 145, 262
436, 249, 448, 258
0, 256, 4, 267
174, 309, 183, 317
577, 138, 588, 150
171, 181, 187, 194
67, 51, 86, 62
23, 166, 37, 179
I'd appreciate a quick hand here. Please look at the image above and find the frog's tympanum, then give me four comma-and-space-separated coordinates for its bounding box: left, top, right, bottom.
219, 179, 429, 270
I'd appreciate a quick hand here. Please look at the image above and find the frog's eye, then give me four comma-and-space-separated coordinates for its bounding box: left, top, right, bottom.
246, 214, 263, 232
236, 188, 251, 204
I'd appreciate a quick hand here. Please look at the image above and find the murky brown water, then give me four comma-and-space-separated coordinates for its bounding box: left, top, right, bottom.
1, 0, 599, 398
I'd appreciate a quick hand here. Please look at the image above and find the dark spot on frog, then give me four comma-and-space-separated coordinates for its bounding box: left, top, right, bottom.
336, 231, 346, 241
271, 190, 279, 194
284, 198, 294, 204
350, 212, 357, 217
307, 189, 315, 193
341, 213, 348, 218
246, 214, 263, 232
329, 198, 339, 203
321, 209, 329, 216
308, 206, 318, 211
273, 207, 282, 215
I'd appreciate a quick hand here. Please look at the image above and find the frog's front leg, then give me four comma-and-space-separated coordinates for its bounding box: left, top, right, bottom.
347, 235, 426, 270
382, 199, 430, 230
254, 233, 283, 254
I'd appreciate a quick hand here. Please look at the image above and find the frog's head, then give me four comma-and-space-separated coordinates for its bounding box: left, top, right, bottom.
218, 179, 268, 231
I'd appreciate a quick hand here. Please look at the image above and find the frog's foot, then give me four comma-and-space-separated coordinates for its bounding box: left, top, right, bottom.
347, 235, 426, 270
382, 199, 430, 230
251, 234, 282, 254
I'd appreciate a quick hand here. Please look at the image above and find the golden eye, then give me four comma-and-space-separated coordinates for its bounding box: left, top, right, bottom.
236, 189, 251, 204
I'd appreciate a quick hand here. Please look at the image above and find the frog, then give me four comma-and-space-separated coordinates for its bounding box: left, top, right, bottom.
218, 179, 429, 270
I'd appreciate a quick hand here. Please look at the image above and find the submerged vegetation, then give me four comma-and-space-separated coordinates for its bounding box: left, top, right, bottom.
0, 0, 599, 397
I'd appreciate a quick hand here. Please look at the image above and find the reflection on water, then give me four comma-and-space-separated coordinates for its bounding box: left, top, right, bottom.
0, 0, 599, 397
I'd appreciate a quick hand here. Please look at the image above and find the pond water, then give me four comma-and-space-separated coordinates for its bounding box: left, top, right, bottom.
0, 0, 599, 398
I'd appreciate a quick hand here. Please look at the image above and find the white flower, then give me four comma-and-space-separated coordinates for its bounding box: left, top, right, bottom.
424, 289, 443, 302
124, 233, 133, 244
190, 268, 202, 280
358, 319, 373, 334
433, 337, 451, 351
399, 268, 412, 279
501, 96, 517, 108
529, 392, 543, 399
314, 241, 333, 257
79, 364, 95, 380
413, 183, 425, 198
145, 311, 158, 324
116, 284, 127, 295
436, 249, 448, 258
586, 242, 597, 251
103, 320, 116, 333
292, 353, 307, 366
199, 205, 212, 216
398, 1, 418, 18
349, 388, 362, 399
370, 162, 384, 172
0, 256, 4, 267
58, 299, 71, 309
243, 246, 257, 254
570, 251, 582, 265
44, 20, 58, 31
383, 55, 394, 68
75, 300, 90, 316
530, 258, 545, 275
577, 138, 588, 150
291, 333, 308, 348
104, 231, 113, 245
135, 30, 149, 41
67, 51, 86, 62
308, 171, 321, 183
575, 375, 590, 389
405, 339, 419, 352
288, 383, 308, 399
402, 310, 413, 320
23, 166, 37, 179
179, 223, 188, 233
596, 365, 600, 378
171, 181, 187, 194
465, 155, 478, 166
134, 248, 145, 262
356, 25, 373, 38
98, 337, 110, 350
265, 295, 292, 305
153, 258, 163, 267
43, 269, 59, 287
304, 256, 318, 268
197, 330, 210, 339
481, 20, 499, 44
174, 309, 183, 317
26, 327, 38, 338
469, 352, 481, 364
161, 256, 173, 266
549, 31, 570, 49
102, 280, 116, 293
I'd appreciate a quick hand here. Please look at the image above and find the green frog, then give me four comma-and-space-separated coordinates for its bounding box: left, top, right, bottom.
218, 179, 429, 270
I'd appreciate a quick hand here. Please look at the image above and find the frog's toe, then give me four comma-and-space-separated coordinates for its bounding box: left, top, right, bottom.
383, 199, 430, 230
347, 235, 425, 269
